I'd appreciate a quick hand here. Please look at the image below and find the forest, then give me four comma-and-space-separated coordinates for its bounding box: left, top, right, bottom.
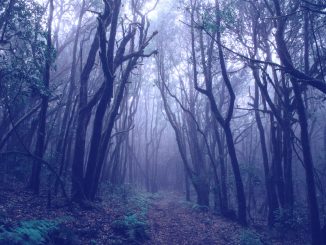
0, 0, 326, 244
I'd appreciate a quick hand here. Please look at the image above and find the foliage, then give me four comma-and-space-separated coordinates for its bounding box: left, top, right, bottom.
0, 0, 52, 108
201, 0, 237, 33
192, 204, 209, 212
109, 190, 152, 244
0, 219, 57, 245
0, 219, 78, 245
130, 192, 151, 217
96, 185, 153, 244
0, 211, 6, 227
49, 224, 79, 245
103, 183, 134, 203
0, 155, 32, 182
241, 164, 262, 186
240, 230, 263, 245
111, 214, 149, 244
273, 207, 307, 231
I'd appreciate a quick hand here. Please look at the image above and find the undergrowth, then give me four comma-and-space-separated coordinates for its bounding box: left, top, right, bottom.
108, 189, 153, 244
191, 204, 209, 212
110, 213, 149, 244
240, 230, 263, 245
273, 207, 307, 232
0, 217, 77, 245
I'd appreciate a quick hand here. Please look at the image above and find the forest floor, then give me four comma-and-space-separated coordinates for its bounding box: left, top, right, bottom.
145, 193, 307, 245
0, 182, 308, 245
145, 193, 242, 245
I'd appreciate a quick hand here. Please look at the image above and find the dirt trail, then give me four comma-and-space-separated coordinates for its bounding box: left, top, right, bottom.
145, 193, 241, 245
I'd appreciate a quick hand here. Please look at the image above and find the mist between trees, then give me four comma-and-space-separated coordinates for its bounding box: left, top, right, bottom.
1, 0, 326, 244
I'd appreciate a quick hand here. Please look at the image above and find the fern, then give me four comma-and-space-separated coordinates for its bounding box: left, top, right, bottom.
0, 219, 67, 245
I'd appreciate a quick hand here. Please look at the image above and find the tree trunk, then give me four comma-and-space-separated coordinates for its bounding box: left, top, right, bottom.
292, 80, 321, 245
252, 79, 279, 226
214, 125, 228, 214
224, 125, 247, 225
28, 0, 53, 194
71, 33, 100, 202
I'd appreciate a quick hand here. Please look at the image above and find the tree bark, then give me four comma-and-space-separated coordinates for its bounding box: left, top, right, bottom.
28, 0, 54, 194
71, 33, 100, 202
292, 80, 321, 245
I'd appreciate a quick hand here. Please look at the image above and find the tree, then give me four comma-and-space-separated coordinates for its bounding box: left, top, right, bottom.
189, 0, 247, 225
27, 0, 54, 194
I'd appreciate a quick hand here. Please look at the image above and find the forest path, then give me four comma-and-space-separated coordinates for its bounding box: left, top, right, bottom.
145, 192, 241, 245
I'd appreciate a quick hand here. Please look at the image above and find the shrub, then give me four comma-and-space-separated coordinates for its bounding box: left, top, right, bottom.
240, 230, 263, 245
102, 183, 134, 203
273, 208, 307, 231
49, 224, 79, 245
192, 204, 209, 212
107, 189, 151, 244
0, 211, 6, 226
111, 214, 149, 244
